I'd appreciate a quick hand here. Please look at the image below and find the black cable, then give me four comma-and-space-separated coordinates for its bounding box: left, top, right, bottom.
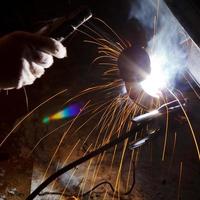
38, 160, 135, 198
38, 181, 114, 198
82, 181, 115, 197
82, 160, 135, 197
26, 122, 144, 200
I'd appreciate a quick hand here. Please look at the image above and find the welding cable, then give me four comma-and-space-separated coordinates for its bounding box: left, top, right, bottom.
81, 160, 135, 197
38, 161, 135, 198
26, 122, 145, 200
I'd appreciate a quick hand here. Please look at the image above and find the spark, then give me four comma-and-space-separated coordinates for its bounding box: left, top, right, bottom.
29, 100, 110, 156
23, 86, 29, 112
112, 139, 128, 199
177, 161, 183, 200
59, 168, 78, 199
79, 158, 93, 196
42, 101, 90, 182
161, 92, 169, 161
28, 121, 70, 156
126, 149, 135, 191
184, 73, 200, 100
94, 17, 129, 48
168, 131, 177, 172
168, 89, 200, 160
51, 139, 81, 197
0, 89, 68, 148
90, 152, 106, 192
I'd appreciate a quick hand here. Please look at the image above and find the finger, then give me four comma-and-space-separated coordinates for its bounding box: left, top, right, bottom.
48, 38, 67, 58
17, 77, 24, 89
14, 32, 67, 58
20, 58, 36, 86
30, 62, 45, 78
17, 71, 35, 89
30, 50, 54, 68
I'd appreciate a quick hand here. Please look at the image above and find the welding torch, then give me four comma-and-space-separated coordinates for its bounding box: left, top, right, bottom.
129, 98, 187, 149
132, 99, 187, 123
40, 6, 92, 42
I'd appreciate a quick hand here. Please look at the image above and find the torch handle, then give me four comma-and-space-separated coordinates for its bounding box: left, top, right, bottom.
43, 7, 92, 42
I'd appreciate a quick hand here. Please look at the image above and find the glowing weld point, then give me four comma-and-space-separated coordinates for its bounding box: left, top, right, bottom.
141, 54, 167, 98
42, 103, 81, 124
141, 77, 162, 98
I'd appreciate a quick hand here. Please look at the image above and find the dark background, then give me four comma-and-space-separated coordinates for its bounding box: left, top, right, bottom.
0, 0, 200, 43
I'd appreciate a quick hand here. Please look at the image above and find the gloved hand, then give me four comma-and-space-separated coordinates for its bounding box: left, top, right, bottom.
0, 31, 67, 90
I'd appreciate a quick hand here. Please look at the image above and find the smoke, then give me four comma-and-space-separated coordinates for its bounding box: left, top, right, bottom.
128, 0, 189, 89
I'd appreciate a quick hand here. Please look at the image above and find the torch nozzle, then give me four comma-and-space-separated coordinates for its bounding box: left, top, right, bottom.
158, 99, 186, 113
132, 99, 187, 123
129, 129, 160, 149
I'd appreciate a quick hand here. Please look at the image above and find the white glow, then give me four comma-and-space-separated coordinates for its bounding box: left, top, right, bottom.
141, 54, 168, 98
130, 0, 188, 98
121, 84, 127, 95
